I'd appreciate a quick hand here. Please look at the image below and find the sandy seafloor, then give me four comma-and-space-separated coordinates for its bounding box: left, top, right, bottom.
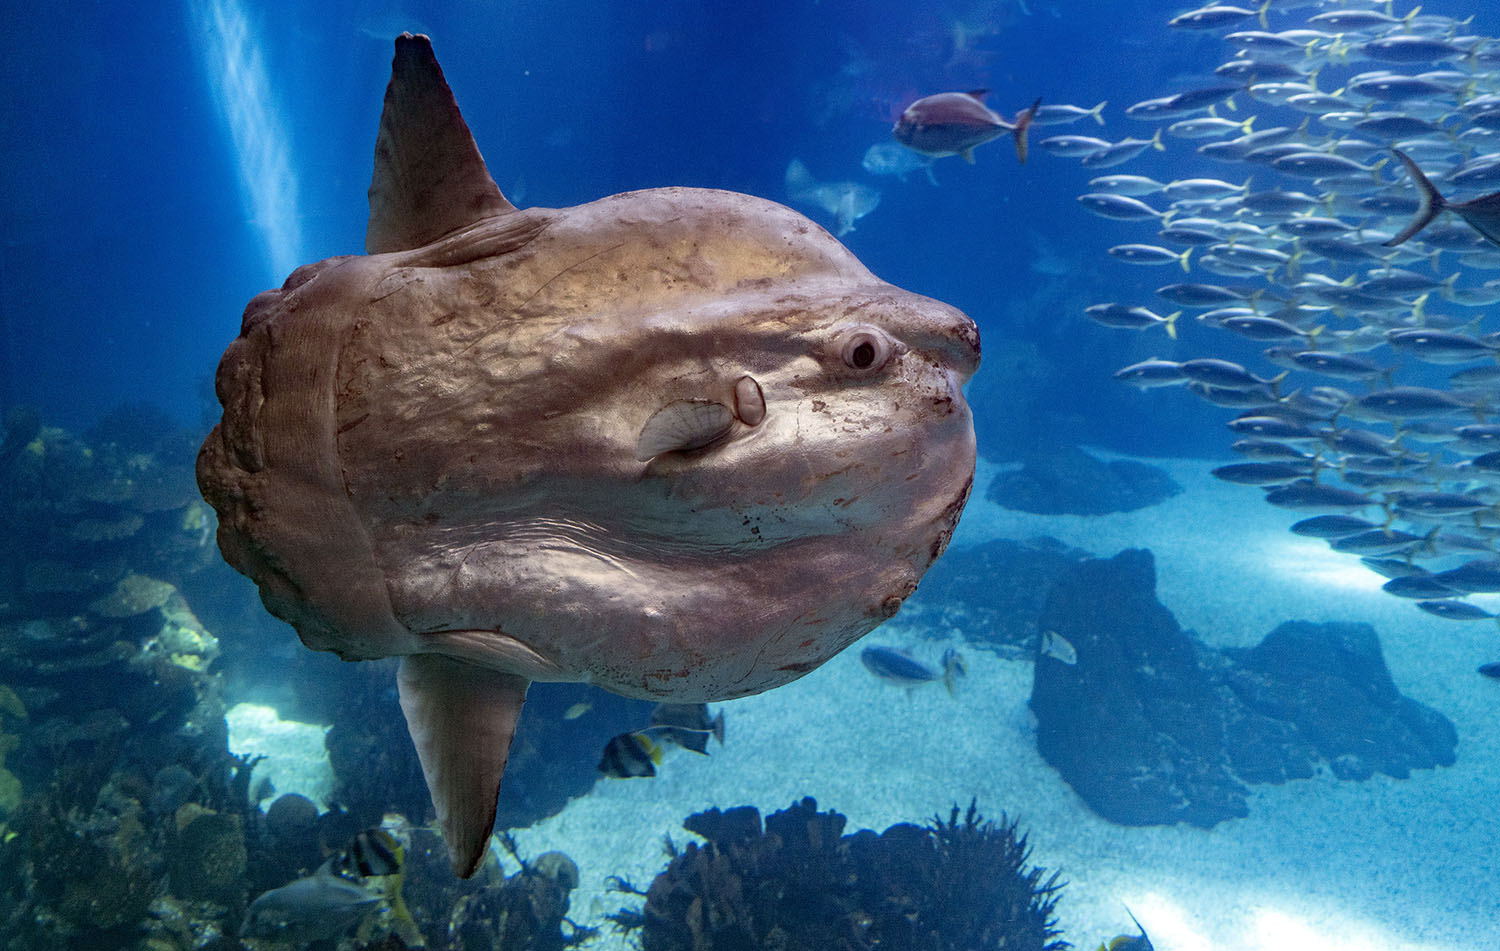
494, 454, 1500, 951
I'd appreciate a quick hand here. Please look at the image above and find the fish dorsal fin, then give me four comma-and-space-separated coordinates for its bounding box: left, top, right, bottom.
367, 34, 516, 254
397, 654, 529, 877
966, 88, 989, 100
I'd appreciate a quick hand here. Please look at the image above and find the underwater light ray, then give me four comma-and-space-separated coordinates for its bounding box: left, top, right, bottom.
190, 0, 302, 282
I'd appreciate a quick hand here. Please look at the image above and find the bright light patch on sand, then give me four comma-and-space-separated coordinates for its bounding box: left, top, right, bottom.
1264, 533, 1387, 592
190, 0, 303, 282
225, 702, 335, 809
1126, 894, 1212, 951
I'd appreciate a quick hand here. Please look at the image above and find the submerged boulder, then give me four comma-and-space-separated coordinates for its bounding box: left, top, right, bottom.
1030, 549, 1457, 827
987, 446, 1180, 515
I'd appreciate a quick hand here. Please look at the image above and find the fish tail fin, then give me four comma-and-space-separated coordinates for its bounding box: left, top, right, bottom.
1306, 325, 1324, 349
1089, 100, 1107, 125
1441, 273, 1459, 301
1165, 310, 1181, 340
711, 710, 726, 745
1240, 114, 1255, 134
1257, 0, 1270, 28
1412, 292, 1429, 323
1012, 97, 1041, 164
1178, 248, 1193, 272
1269, 369, 1289, 400
1150, 127, 1165, 151
1384, 148, 1448, 247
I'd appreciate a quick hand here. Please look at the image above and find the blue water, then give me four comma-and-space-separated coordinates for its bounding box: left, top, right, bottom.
5, 0, 1500, 946
3, 0, 1420, 445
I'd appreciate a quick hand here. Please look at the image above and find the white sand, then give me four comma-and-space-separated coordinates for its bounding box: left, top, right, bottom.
506, 455, 1500, 951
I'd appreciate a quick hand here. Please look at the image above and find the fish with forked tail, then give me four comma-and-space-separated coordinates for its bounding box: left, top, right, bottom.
893, 91, 1041, 164
861, 645, 966, 694
1384, 148, 1500, 249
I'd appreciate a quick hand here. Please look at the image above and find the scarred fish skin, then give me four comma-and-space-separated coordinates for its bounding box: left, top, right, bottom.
197, 33, 980, 878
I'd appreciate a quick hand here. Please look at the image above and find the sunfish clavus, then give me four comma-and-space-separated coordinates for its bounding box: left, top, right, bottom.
197, 34, 980, 877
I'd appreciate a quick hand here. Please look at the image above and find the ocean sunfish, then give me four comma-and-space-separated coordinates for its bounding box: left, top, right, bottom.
197, 34, 979, 877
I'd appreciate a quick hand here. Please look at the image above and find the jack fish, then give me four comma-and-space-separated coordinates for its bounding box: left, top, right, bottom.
1384, 148, 1500, 249
893, 90, 1041, 164
196, 35, 979, 877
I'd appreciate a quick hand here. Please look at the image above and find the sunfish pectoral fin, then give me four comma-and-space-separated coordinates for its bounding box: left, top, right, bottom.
366, 33, 516, 255
635, 399, 735, 461
397, 654, 529, 878
1384, 148, 1447, 247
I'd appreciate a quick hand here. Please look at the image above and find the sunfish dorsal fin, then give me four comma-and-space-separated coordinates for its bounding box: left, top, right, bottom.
367, 33, 515, 254
397, 653, 529, 878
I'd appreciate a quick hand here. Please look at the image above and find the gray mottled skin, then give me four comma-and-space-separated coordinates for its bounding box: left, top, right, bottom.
198, 34, 979, 877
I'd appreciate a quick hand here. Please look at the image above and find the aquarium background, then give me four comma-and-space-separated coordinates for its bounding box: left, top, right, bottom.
2, 0, 1499, 949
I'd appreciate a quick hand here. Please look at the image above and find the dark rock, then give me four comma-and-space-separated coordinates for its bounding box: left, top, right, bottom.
264, 793, 319, 843
1222, 620, 1458, 781
1031, 550, 1458, 828
904, 536, 1089, 650
987, 446, 1181, 515
169, 810, 247, 904
1032, 549, 1246, 827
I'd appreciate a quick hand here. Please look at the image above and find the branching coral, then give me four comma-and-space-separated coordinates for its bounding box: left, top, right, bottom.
613, 797, 1068, 951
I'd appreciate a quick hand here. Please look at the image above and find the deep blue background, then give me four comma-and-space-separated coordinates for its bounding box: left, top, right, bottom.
2, 0, 1496, 457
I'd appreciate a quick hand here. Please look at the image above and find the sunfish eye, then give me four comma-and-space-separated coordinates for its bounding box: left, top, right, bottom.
837, 326, 896, 372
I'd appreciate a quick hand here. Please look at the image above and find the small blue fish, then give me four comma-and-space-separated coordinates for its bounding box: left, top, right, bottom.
861, 645, 966, 694
649, 702, 726, 754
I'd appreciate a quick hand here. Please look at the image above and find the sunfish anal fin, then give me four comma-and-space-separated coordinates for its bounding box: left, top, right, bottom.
397, 653, 529, 878
367, 33, 516, 255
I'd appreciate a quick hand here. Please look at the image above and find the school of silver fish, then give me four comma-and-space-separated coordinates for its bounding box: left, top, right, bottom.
1066, 1, 1500, 631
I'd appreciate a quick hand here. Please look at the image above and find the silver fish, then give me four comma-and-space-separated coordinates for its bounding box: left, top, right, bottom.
241, 862, 382, 943
198, 34, 979, 878
893, 90, 1040, 163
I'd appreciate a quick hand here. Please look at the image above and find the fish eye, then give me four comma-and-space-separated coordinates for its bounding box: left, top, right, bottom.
836, 326, 896, 372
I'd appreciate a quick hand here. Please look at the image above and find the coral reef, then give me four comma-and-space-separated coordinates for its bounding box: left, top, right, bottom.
397, 828, 593, 951
0, 406, 705, 948
987, 446, 1181, 515
1030, 550, 1457, 827
614, 797, 1067, 951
